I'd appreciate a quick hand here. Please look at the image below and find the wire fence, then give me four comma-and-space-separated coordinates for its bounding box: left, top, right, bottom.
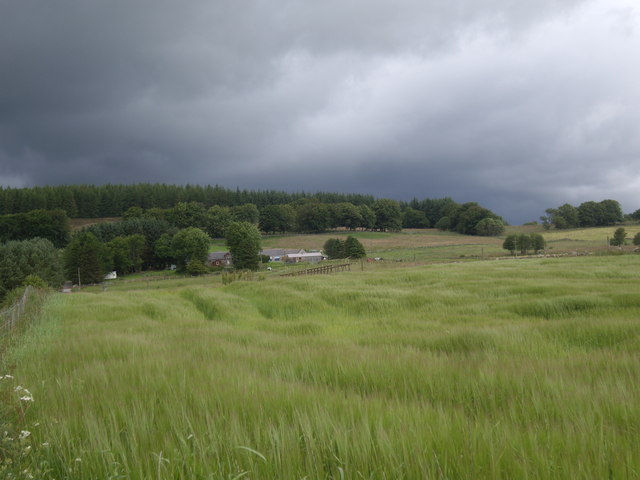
0, 286, 36, 339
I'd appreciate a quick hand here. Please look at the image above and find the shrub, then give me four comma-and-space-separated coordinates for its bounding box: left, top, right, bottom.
22, 274, 48, 289
610, 227, 627, 247
186, 259, 209, 276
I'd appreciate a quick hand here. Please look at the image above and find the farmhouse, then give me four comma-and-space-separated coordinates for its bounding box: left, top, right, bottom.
207, 251, 233, 267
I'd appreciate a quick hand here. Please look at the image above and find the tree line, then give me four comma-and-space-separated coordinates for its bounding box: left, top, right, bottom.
0, 209, 70, 247
540, 199, 626, 229
0, 184, 376, 218
0, 183, 504, 235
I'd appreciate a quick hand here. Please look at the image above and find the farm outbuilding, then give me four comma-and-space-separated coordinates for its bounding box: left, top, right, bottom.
282, 252, 326, 263
260, 249, 305, 262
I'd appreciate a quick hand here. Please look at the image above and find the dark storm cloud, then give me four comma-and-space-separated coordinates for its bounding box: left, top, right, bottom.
1, 0, 639, 223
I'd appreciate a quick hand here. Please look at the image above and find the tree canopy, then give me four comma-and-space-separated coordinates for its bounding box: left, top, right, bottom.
171, 227, 211, 271
373, 199, 402, 232
0, 238, 64, 300
0, 209, 70, 247
323, 236, 366, 259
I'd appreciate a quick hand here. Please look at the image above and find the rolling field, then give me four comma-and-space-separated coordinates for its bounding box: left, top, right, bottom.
262, 229, 504, 263
261, 225, 640, 262
3, 255, 640, 478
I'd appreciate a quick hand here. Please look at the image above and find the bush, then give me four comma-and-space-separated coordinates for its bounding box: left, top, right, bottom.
186, 259, 209, 276
22, 274, 48, 289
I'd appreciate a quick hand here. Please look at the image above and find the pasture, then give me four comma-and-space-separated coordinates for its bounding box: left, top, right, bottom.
2, 254, 640, 478
260, 225, 640, 263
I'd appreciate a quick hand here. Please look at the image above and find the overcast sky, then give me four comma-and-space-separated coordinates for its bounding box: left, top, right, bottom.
1, 0, 639, 223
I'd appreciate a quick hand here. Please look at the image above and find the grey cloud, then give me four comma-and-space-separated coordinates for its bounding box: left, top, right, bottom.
1, 0, 639, 223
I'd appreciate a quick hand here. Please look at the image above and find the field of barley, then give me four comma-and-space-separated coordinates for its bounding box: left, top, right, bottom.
3, 253, 640, 479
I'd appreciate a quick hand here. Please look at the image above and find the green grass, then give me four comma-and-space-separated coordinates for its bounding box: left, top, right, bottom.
543, 226, 640, 251
2, 256, 640, 478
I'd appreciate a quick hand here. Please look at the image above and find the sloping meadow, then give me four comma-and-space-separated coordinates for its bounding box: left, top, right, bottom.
4, 256, 640, 478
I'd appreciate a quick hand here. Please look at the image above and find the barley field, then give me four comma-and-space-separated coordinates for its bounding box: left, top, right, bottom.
3, 255, 640, 479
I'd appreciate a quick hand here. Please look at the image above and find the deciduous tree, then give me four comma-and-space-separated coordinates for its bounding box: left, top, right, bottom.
296, 203, 331, 233
0, 238, 64, 299
373, 199, 402, 232
231, 203, 259, 224
226, 222, 262, 271
259, 204, 295, 234
402, 208, 430, 229
474, 218, 505, 237
171, 227, 211, 271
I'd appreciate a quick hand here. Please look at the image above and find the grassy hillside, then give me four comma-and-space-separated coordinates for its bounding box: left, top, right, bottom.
3, 255, 640, 478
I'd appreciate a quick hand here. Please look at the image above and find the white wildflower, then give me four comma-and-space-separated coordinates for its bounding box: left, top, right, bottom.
19, 430, 31, 440
75, 457, 82, 462
42, 442, 50, 447
15, 386, 33, 401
